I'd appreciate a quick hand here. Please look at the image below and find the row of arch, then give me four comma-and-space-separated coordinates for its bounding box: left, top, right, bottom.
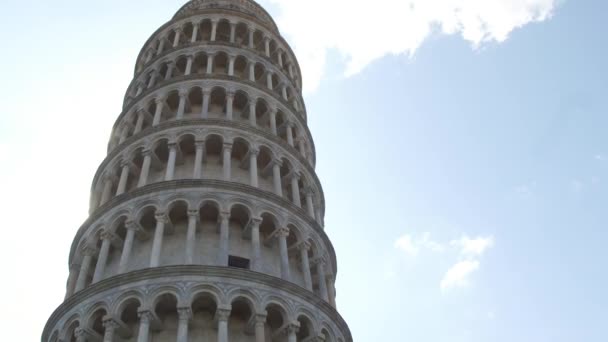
96, 130, 322, 224
136, 14, 301, 90
51, 281, 346, 342
127, 43, 303, 117
112, 82, 312, 165
73, 193, 335, 305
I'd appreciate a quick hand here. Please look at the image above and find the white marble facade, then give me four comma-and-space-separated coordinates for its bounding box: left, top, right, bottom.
42, 1, 351, 341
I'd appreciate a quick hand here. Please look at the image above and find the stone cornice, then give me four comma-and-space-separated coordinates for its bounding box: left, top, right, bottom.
173, 0, 279, 33
70, 180, 335, 273
134, 9, 302, 87
127, 40, 302, 105
42, 266, 352, 342
95, 118, 322, 206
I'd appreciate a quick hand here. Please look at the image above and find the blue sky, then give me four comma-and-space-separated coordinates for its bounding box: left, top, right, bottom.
0, 0, 606, 341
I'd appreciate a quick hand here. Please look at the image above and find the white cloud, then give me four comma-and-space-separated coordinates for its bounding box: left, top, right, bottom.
394, 232, 444, 256
268, 0, 558, 92
440, 259, 480, 291
451, 235, 494, 256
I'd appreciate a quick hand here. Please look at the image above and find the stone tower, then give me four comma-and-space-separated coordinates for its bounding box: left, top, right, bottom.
42, 1, 351, 341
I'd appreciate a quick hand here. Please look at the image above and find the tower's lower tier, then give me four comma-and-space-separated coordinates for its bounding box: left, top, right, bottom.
43, 266, 351, 342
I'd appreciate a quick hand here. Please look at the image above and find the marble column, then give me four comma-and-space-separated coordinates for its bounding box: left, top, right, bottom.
185, 210, 198, 264
304, 189, 315, 218
116, 162, 130, 195
286, 122, 295, 147
206, 54, 214, 74
74, 247, 95, 292
272, 160, 283, 197
137, 310, 152, 342
290, 174, 301, 207
222, 143, 232, 181
177, 90, 188, 119
134, 110, 145, 134
202, 89, 211, 118
185, 55, 193, 75
249, 148, 259, 187
249, 100, 257, 126
138, 150, 152, 187
193, 141, 205, 178
118, 221, 137, 274
191, 21, 200, 42
149, 213, 168, 267
299, 242, 313, 290
287, 324, 298, 342
92, 232, 113, 283
228, 55, 236, 76
264, 37, 271, 57
173, 28, 182, 47
164, 143, 177, 181
217, 308, 231, 342
269, 109, 277, 135
211, 20, 218, 41
316, 259, 329, 301
102, 318, 118, 342
248, 28, 255, 49
229, 23, 236, 43
278, 228, 291, 280
153, 98, 164, 126
177, 307, 191, 342
217, 212, 230, 265
250, 218, 262, 271
255, 313, 267, 342
226, 92, 234, 120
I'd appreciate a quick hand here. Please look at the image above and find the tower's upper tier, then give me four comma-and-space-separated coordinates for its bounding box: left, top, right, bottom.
174, 0, 279, 33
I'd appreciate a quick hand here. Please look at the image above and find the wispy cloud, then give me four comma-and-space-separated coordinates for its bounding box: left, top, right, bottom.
394, 232, 444, 256
451, 236, 494, 257
394, 232, 494, 292
440, 259, 480, 291
268, 0, 558, 92
442, 235, 494, 292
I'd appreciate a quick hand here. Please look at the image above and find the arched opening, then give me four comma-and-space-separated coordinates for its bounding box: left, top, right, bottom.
187, 87, 203, 118
231, 138, 250, 185
209, 87, 226, 119
233, 90, 249, 122
63, 320, 80, 342
297, 315, 314, 341
280, 158, 294, 200
88, 308, 108, 339
175, 55, 189, 77
152, 138, 170, 183
190, 292, 218, 340
228, 203, 252, 267
177, 134, 196, 179
200, 19, 212, 41
234, 23, 248, 47
230, 297, 255, 339
252, 30, 265, 53
193, 52, 209, 75
152, 293, 178, 341
216, 19, 231, 43
265, 304, 286, 341
260, 213, 280, 276
165, 90, 180, 120
234, 55, 248, 79
117, 297, 141, 340
166, 200, 188, 265
258, 145, 274, 193
215, 52, 229, 75
203, 134, 224, 179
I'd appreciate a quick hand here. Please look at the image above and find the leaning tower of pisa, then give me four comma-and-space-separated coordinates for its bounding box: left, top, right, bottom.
42, 1, 351, 341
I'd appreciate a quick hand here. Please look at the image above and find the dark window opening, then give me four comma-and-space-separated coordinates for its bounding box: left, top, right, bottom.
228, 255, 250, 269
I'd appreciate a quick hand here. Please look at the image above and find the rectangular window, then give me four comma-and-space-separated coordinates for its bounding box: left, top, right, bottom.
228, 255, 250, 269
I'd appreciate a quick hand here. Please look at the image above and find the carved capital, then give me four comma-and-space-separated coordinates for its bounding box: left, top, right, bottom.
298, 241, 311, 252
154, 212, 169, 224
217, 307, 231, 322
177, 307, 192, 321
255, 312, 267, 324
219, 211, 231, 222
137, 310, 153, 323
277, 227, 290, 238
187, 209, 199, 218
102, 316, 119, 330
